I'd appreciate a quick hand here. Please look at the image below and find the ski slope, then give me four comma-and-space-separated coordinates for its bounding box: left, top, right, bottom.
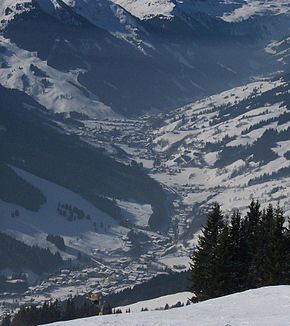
116, 291, 192, 312
42, 286, 290, 326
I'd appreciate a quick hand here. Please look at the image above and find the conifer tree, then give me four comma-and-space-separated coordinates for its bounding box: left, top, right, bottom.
256, 204, 275, 285
263, 205, 288, 284
286, 217, 290, 283
241, 200, 262, 288
228, 210, 244, 292
190, 203, 225, 302
214, 219, 231, 297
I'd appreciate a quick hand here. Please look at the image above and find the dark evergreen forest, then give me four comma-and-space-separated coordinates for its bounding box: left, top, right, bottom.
190, 200, 290, 302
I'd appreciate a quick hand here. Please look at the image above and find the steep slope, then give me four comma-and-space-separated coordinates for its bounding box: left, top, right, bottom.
1, 0, 289, 117
43, 286, 290, 326
0, 42, 179, 318
0, 84, 169, 236
144, 74, 290, 234
60, 70, 290, 245
0, 84, 176, 307
113, 0, 290, 21
222, 0, 290, 22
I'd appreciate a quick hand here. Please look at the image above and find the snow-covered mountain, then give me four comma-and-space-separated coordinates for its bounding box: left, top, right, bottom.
0, 82, 188, 312
143, 74, 290, 234
113, 0, 290, 21
1, 0, 290, 317
0, 0, 290, 117
42, 286, 290, 326
70, 72, 290, 239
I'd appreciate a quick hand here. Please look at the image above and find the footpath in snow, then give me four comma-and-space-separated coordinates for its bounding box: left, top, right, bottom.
42, 286, 290, 326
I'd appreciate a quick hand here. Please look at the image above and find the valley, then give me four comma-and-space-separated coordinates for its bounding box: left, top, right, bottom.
0, 0, 290, 322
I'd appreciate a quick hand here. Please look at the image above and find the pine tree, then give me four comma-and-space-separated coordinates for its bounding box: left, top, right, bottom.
256, 204, 275, 285
214, 219, 231, 297
263, 204, 288, 284
241, 200, 262, 288
64, 298, 75, 321
286, 216, 290, 283
190, 203, 225, 302
228, 210, 244, 292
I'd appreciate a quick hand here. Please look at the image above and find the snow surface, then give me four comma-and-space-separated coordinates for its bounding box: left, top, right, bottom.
0, 166, 127, 259
116, 291, 192, 312
0, 36, 117, 119
0, 0, 33, 28
112, 0, 175, 20
112, 0, 290, 21
223, 0, 290, 22
117, 200, 153, 227
42, 286, 290, 326
36, 0, 142, 38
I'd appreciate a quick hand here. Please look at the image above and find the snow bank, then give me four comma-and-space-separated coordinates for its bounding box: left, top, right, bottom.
42, 286, 290, 326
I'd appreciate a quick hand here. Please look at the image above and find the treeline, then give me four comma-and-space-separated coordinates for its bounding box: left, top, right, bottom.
0, 232, 63, 274
46, 234, 66, 251
1, 298, 101, 326
190, 201, 290, 302
106, 270, 191, 307
57, 202, 91, 222
0, 163, 46, 212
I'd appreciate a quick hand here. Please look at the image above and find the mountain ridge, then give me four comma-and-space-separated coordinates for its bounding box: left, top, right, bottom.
1, 0, 289, 117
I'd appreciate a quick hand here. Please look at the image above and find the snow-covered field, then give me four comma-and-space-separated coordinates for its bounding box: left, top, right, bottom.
116, 291, 192, 313
42, 286, 290, 326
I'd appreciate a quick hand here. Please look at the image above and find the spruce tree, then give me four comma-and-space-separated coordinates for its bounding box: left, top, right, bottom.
256, 204, 275, 285
264, 205, 288, 284
214, 219, 231, 297
286, 217, 290, 283
190, 203, 225, 302
241, 200, 262, 288
228, 210, 244, 292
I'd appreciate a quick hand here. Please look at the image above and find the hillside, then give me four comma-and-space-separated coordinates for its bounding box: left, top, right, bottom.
0, 0, 289, 116
0, 0, 290, 320
3, 71, 290, 315
113, 0, 290, 21
70, 73, 290, 239
42, 286, 290, 326
0, 84, 176, 312
148, 74, 290, 234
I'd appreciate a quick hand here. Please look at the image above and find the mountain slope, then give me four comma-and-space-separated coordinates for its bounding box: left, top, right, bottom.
0, 84, 178, 307
43, 286, 290, 326
112, 0, 290, 21
0, 83, 171, 272
1, 0, 289, 117
0, 84, 168, 226
140, 74, 290, 235
81, 73, 290, 240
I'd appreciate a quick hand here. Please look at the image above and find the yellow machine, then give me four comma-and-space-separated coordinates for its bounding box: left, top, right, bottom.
88, 292, 111, 316
89, 293, 101, 304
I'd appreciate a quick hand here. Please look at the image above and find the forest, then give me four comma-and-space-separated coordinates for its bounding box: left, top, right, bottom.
190, 201, 290, 302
